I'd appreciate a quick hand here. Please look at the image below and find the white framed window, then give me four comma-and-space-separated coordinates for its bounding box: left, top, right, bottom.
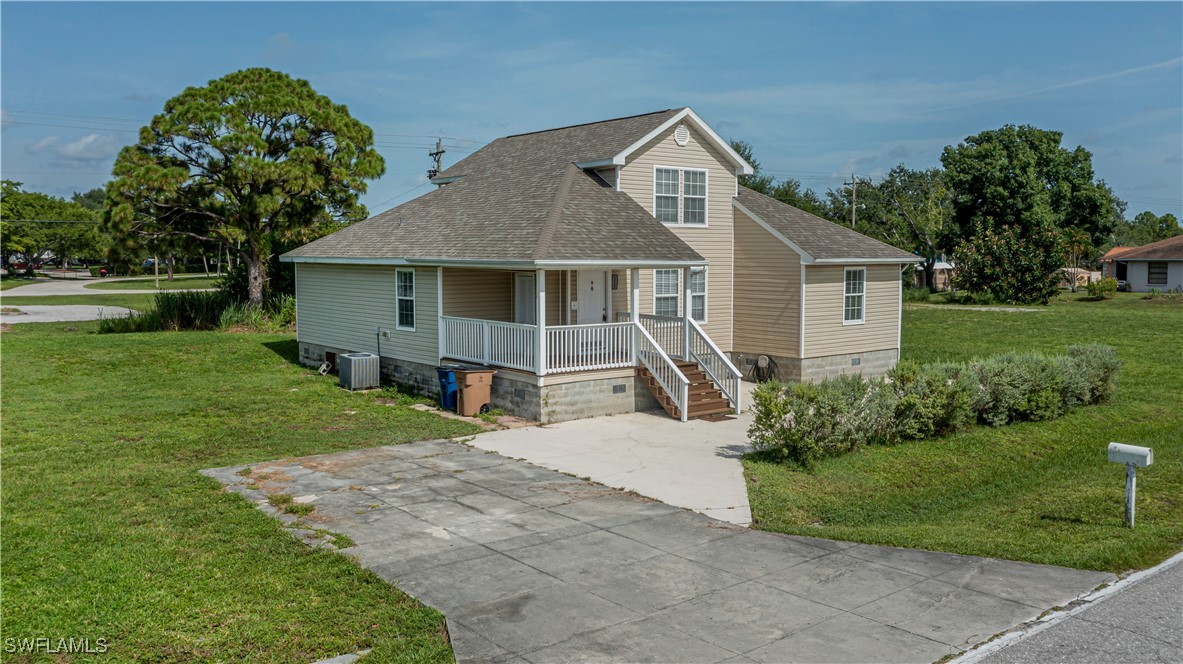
654, 269, 680, 317
655, 168, 680, 223
690, 267, 707, 322
843, 267, 865, 325
652, 166, 708, 225
396, 268, 416, 330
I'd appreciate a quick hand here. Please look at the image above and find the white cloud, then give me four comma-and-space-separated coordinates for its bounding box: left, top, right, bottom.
24, 133, 119, 163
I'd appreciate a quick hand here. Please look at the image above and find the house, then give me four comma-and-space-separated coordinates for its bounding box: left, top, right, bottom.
1101, 235, 1183, 292
282, 108, 919, 423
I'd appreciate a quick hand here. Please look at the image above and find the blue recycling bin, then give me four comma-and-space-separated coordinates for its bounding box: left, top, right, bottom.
435, 366, 459, 411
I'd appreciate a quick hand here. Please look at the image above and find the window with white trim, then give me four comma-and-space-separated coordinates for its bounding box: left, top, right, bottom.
655, 168, 680, 223
653, 167, 707, 225
654, 269, 679, 317
396, 269, 416, 330
689, 267, 707, 322
843, 268, 865, 324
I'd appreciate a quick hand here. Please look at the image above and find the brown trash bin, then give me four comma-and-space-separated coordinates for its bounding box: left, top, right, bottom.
454, 366, 497, 417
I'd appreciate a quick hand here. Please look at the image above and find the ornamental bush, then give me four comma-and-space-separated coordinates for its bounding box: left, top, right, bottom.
748, 345, 1119, 468
953, 223, 1064, 304
1086, 277, 1118, 299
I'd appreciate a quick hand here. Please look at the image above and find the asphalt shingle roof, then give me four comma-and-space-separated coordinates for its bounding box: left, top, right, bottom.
285, 109, 701, 264
734, 186, 919, 262
1108, 235, 1183, 261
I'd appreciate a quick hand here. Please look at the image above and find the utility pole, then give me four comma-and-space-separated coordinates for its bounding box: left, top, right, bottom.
844, 173, 857, 228
427, 138, 445, 179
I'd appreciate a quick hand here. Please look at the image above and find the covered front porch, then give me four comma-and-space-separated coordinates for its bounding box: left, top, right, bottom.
436, 265, 740, 420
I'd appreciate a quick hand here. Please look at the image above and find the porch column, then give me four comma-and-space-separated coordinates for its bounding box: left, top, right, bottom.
682, 266, 692, 359
630, 268, 640, 322
630, 268, 640, 365
536, 268, 547, 375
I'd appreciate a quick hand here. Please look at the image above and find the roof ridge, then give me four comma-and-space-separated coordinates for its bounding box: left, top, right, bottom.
505, 108, 681, 139
533, 163, 580, 260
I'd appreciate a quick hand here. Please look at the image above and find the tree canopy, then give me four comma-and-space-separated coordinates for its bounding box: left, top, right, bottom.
105, 67, 385, 305
1113, 210, 1182, 247
1, 180, 102, 272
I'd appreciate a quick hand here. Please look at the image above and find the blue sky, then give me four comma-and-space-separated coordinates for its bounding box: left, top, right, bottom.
2, 2, 1180, 218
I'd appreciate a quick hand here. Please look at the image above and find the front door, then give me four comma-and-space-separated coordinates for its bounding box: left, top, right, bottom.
576, 270, 606, 324
514, 273, 536, 325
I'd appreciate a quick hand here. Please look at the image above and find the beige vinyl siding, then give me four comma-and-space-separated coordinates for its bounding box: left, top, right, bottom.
443, 268, 512, 321
296, 263, 439, 366
733, 209, 801, 358
802, 264, 900, 358
618, 123, 736, 349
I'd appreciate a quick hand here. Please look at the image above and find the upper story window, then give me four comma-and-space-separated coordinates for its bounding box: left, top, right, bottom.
653, 166, 708, 225
843, 267, 865, 325
396, 268, 416, 330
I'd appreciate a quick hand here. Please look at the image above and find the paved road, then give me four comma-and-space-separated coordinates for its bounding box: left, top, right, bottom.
0, 304, 135, 324
3, 274, 213, 296
979, 557, 1182, 664
205, 441, 1113, 663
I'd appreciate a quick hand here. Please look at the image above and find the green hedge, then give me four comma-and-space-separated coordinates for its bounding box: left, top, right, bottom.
748, 344, 1120, 468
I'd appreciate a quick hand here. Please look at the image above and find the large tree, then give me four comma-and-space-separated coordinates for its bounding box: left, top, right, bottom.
941, 125, 1118, 303
1, 180, 100, 272
105, 68, 384, 306
851, 166, 953, 290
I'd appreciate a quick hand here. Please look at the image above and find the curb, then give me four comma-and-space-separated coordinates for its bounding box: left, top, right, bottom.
951, 550, 1183, 663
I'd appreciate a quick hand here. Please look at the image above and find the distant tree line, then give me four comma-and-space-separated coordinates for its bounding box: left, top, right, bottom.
732, 126, 1180, 304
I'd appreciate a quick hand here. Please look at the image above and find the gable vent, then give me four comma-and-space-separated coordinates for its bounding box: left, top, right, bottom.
674, 124, 691, 146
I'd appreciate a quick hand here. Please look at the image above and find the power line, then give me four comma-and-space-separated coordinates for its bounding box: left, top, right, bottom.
372, 180, 432, 210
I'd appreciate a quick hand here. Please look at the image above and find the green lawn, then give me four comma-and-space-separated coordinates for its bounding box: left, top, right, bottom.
745, 294, 1183, 573
1, 323, 483, 661
0, 276, 43, 290
85, 276, 221, 291
0, 292, 158, 311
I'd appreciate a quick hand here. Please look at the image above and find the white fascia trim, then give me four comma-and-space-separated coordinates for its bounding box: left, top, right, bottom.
732, 199, 815, 263
812, 257, 923, 265
574, 158, 616, 170
281, 256, 707, 269
610, 108, 755, 175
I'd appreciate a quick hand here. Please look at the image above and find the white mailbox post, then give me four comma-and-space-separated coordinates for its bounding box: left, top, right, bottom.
1108, 443, 1153, 528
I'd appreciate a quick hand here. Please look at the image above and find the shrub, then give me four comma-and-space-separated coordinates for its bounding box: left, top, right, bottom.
97, 309, 163, 334
748, 375, 892, 468
886, 361, 976, 439
1086, 277, 1118, 299
952, 223, 1063, 305
156, 290, 235, 331
1068, 343, 1121, 404
749, 345, 1120, 467
903, 287, 932, 303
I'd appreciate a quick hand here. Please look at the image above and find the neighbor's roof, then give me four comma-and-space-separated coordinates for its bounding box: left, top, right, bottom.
1101, 246, 1133, 261
1107, 235, 1183, 261
733, 186, 920, 263
283, 109, 704, 266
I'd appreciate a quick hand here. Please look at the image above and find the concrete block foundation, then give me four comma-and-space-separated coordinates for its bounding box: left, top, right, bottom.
731, 348, 899, 383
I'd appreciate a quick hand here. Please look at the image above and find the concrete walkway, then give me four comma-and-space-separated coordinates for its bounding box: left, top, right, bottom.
3, 274, 213, 296
204, 441, 1113, 663
0, 304, 134, 324
974, 553, 1182, 664
470, 381, 760, 526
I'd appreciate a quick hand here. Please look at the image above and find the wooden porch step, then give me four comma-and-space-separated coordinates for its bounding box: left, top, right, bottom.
636, 364, 731, 421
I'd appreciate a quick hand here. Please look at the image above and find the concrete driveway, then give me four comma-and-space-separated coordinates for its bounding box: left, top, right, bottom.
205, 441, 1113, 663
0, 304, 134, 324
4, 274, 212, 296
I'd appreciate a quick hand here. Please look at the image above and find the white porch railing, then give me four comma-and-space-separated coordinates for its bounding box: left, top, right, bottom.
637, 314, 685, 358
636, 324, 691, 422
547, 322, 634, 372
440, 316, 537, 372
687, 318, 743, 412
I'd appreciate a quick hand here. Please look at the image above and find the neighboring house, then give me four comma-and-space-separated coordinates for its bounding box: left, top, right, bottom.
282, 108, 918, 423
1101, 236, 1183, 292
912, 259, 954, 291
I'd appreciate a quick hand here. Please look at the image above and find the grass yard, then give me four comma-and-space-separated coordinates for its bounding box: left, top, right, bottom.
85, 276, 221, 291
745, 294, 1183, 573
0, 292, 158, 311
1, 323, 483, 662
0, 276, 43, 290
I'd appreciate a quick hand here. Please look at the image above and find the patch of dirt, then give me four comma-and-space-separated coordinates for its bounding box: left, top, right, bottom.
0, 323, 12, 332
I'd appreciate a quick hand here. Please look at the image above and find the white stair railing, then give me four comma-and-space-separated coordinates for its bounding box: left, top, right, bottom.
687, 318, 742, 412
637, 314, 685, 359
636, 324, 690, 422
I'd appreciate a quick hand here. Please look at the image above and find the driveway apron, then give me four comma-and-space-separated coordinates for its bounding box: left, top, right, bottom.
204, 441, 1113, 663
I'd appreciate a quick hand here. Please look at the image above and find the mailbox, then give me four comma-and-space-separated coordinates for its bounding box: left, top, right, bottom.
1108, 443, 1153, 467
